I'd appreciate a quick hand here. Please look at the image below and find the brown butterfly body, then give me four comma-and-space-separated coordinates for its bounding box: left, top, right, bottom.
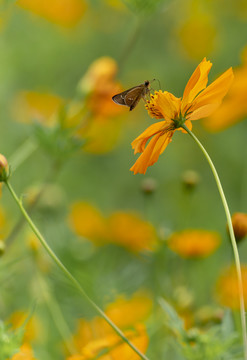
112, 80, 150, 111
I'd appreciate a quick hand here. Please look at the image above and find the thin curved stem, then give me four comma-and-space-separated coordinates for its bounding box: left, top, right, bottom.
182, 124, 247, 359
5, 179, 149, 360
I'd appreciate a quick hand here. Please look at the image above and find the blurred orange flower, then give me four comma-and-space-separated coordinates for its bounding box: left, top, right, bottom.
78, 57, 118, 96
69, 293, 151, 360
168, 229, 221, 258
16, 0, 87, 28
130, 58, 233, 174
69, 202, 157, 252
10, 343, 37, 360
104, 293, 152, 329
216, 265, 247, 309
204, 49, 247, 132
68, 57, 125, 154
107, 212, 157, 252
12, 91, 65, 127
230, 212, 247, 241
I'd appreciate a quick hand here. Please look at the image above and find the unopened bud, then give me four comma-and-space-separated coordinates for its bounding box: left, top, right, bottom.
182, 170, 200, 190
0, 240, 5, 256
0, 154, 9, 182
230, 212, 247, 242
141, 178, 157, 194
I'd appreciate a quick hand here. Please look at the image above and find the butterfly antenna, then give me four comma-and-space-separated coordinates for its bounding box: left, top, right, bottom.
151, 78, 161, 89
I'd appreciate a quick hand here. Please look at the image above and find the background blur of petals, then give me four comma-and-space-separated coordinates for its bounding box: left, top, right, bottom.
12, 91, 65, 126
69, 201, 157, 252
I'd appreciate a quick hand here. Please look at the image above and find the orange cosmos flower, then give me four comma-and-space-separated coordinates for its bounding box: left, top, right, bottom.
168, 229, 221, 258
130, 58, 234, 174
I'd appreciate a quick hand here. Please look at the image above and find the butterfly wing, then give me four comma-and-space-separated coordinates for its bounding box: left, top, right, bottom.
124, 86, 144, 109
112, 82, 150, 110
112, 89, 130, 106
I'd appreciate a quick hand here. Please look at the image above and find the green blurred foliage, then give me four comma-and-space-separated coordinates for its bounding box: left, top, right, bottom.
0, 0, 247, 359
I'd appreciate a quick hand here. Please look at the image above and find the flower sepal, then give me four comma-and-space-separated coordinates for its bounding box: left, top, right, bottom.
172, 114, 187, 129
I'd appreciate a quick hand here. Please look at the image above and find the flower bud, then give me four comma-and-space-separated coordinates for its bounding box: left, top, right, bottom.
182, 170, 200, 190
140, 178, 157, 195
0, 240, 5, 256
0, 154, 9, 182
230, 212, 247, 242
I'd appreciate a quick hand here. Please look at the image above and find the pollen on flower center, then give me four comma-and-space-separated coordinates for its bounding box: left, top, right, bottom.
145, 92, 164, 119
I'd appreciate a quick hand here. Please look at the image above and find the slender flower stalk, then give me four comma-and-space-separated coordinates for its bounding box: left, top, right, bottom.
182, 124, 247, 359
4, 179, 149, 360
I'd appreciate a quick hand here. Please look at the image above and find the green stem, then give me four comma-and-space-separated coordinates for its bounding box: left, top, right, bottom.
182, 124, 247, 359
4, 179, 149, 360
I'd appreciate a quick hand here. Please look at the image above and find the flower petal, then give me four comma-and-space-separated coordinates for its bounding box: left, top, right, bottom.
130, 131, 173, 175
182, 58, 212, 107
131, 120, 169, 154
188, 67, 234, 120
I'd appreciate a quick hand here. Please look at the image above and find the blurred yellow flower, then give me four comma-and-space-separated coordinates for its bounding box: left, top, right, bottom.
26, 232, 41, 252
216, 265, 247, 309
68, 202, 157, 252
16, 0, 87, 28
68, 57, 125, 154
70, 293, 151, 360
69, 325, 147, 360
104, 0, 126, 11
177, 11, 216, 60
168, 229, 221, 258
0, 205, 8, 239
12, 91, 65, 127
130, 58, 233, 174
69, 202, 106, 244
9, 310, 40, 343
10, 343, 36, 360
203, 52, 247, 132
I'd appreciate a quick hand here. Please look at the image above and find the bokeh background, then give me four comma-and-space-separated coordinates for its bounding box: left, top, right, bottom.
1, 0, 247, 359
